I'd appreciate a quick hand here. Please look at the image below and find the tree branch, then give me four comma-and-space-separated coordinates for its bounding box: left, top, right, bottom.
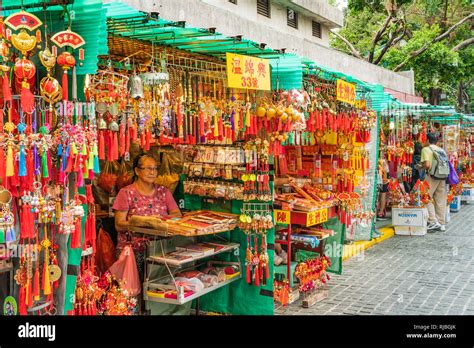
394, 12, 474, 71
368, 15, 393, 63
331, 30, 364, 60
452, 37, 474, 51
373, 25, 407, 65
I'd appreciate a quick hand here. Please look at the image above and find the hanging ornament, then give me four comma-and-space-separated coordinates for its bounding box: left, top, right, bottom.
39, 47, 62, 105
57, 51, 75, 101
4, 11, 43, 31
51, 28, 85, 101
11, 29, 37, 114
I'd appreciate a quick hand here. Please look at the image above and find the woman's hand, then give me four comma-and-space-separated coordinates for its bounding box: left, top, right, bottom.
167, 209, 182, 218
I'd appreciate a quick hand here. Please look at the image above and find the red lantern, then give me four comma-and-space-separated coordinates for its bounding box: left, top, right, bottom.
57, 51, 75, 101
14, 58, 36, 80
14, 58, 36, 113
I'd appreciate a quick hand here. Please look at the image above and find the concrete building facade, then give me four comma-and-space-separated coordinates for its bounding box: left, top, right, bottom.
111, 0, 416, 95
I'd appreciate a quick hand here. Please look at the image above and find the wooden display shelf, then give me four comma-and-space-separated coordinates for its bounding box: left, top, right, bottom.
144, 261, 241, 305
131, 225, 236, 237
147, 242, 240, 267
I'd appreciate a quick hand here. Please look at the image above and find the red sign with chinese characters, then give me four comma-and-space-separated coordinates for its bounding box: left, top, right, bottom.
226, 53, 271, 91
51, 30, 85, 49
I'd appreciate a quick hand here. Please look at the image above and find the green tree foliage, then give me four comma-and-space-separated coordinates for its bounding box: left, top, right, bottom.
331, 0, 474, 111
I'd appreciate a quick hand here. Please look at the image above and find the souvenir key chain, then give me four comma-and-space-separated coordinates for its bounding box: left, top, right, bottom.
0, 188, 15, 243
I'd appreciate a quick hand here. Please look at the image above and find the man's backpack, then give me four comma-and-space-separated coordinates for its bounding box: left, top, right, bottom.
429, 146, 450, 180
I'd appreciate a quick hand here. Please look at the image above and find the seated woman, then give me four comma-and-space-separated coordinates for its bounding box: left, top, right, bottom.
113, 153, 188, 314
113, 153, 181, 270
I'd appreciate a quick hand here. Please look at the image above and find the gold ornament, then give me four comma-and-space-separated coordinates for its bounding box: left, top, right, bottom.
11, 29, 37, 56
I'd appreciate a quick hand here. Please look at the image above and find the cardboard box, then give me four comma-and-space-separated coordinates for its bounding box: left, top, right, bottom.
392, 207, 428, 236
450, 196, 462, 212
394, 226, 427, 236
461, 188, 474, 202
392, 207, 428, 227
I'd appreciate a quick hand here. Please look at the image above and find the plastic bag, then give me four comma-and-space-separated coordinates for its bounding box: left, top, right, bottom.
98, 161, 119, 194
95, 228, 117, 274
447, 161, 459, 185
108, 245, 141, 296
116, 160, 133, 191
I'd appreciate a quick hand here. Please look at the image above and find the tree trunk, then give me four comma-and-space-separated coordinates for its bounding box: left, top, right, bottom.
429, 88, 441, 105
458, 80, 465, 112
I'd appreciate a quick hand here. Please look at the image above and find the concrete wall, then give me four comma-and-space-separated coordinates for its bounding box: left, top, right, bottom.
111, 0, 415, 94
290, 0, 344, 27
201, 0, 333, 47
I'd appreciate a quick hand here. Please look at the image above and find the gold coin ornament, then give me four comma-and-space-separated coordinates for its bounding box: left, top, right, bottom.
48, 265, 62, 283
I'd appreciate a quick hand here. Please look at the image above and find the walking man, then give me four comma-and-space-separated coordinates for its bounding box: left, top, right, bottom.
421, 132, 449, 232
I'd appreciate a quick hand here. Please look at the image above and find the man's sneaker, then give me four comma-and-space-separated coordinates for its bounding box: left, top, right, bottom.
439, 225, 446, 232
427, 222, 441, 231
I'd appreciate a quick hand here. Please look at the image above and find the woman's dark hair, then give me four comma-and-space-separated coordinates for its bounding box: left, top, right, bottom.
132, 153, 158, 181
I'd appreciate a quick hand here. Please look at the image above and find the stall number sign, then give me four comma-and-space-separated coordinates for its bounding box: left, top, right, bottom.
274, 210, 291, 225
226, 53, 271, 91
306, 208, 329, 227
336, 79, 356, 105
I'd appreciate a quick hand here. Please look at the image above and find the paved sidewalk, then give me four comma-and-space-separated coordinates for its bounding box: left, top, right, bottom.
276, 202, 474, 315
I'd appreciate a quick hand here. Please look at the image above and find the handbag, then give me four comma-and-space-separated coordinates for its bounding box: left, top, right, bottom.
95, 228, 117, 275
109, 245, 141, 296
447, 161, 459, 185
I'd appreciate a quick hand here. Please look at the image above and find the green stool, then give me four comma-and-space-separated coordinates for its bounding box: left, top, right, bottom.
274, 261, 298, 287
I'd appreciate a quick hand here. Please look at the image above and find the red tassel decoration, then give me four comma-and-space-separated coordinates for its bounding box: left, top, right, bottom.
246, 264, 251, 284
62, 70, 68, 101
3, 72, 12, 102
145, 129, 151, 151
21, 87, 35, 114
70, 218, 82, 249
77, 163, 84, 188
112, 132, 119, 160
98, 131, 105, 160
20, 204, 35, 239
140, 131, 146, 149
253, 264, 260, 287
19, 286, 27, 315
119, 124, 125, 156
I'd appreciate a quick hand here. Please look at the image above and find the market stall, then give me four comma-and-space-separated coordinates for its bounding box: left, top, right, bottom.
376, 102, 465, 234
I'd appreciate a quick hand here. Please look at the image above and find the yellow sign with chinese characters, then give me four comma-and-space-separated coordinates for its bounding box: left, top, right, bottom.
274, 210, 291, 225
306, 208, 329, 227
226, 53, 271, 91
336, 79, 356, 105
